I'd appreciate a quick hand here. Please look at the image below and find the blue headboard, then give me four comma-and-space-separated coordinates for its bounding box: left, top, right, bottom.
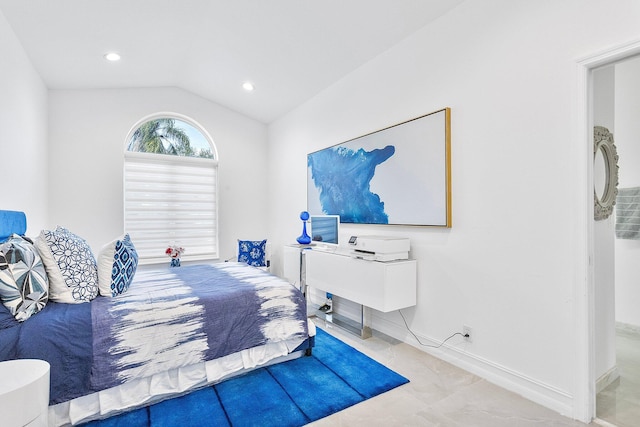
0, 210, 27, 241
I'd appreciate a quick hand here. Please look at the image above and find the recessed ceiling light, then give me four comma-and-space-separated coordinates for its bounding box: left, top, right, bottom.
104, 52, 121, 61
242, 82, 254, 92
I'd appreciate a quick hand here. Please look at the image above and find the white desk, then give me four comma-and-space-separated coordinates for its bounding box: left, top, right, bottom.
0, 359, 50, 427
303, 248, 417, 338
304, 249, 417, 312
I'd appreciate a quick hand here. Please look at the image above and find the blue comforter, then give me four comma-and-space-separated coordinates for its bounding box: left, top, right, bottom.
0, 263, 308, 405
2, 300, 93, 404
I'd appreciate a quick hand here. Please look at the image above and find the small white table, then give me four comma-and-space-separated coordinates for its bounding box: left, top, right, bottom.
0, 359, 50, 427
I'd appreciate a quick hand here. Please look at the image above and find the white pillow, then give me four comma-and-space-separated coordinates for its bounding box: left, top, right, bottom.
97, 234, 138, 297
35, 226, 98, 303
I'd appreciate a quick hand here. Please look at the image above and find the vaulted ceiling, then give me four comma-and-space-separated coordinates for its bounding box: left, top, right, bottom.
0, 0, 463, 123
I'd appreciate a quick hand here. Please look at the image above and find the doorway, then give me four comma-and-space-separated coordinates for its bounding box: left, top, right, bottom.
590, 53, 640, 426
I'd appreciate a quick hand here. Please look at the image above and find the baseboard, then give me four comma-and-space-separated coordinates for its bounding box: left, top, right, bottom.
596, 365, 619, 394
370, 314, 575, 418
593, 417, 621, 427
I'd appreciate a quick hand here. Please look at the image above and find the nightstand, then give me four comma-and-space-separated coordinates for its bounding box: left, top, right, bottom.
0, 359, 50, 427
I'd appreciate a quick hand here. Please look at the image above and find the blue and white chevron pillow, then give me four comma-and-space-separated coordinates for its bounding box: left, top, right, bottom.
98, 234, 138, 297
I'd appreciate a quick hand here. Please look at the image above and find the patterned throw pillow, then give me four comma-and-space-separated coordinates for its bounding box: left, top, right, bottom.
35, 226, 99, 303
0, 234, 49, 321
97, 234, 139, 297
237, 239, 267, 267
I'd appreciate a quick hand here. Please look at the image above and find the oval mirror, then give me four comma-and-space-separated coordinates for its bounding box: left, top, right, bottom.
594, 145, 608, 201
594, 126, 619, 221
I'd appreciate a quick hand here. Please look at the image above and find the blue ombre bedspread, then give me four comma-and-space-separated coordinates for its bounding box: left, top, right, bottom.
0, 263, 308, 404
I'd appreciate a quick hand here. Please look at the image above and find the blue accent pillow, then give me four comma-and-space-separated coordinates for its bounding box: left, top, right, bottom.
0, 234, 49, 321
97, 234, 138, 297
237, 239, 267, 267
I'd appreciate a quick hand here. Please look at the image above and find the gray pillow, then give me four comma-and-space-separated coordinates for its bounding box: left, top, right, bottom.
0, 234, 49, 321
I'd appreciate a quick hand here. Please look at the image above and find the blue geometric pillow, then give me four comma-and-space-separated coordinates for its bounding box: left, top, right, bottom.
237, 239, 267, 267
35, 226, 99, 303
0, 234, 49, 321
97, 234, 138, 297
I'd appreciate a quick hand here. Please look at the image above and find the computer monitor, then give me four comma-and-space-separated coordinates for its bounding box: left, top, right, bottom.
309, 215, 340, 246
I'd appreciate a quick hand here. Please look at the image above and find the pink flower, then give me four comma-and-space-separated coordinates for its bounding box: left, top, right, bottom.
165, 245, 185, 258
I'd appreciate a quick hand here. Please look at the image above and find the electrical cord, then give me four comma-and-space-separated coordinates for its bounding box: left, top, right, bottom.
398, 310, 467, 349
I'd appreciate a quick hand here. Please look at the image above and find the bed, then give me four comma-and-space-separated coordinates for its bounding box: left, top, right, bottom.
0, 210, 314, 426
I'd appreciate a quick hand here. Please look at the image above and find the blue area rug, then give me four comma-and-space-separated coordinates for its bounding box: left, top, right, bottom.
82, 328, 409, 427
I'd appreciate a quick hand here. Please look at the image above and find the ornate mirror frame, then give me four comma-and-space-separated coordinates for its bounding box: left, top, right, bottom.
594, 126, 619, 221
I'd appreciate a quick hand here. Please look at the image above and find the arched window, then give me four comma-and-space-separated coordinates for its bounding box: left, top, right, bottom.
124, 115, 218, 264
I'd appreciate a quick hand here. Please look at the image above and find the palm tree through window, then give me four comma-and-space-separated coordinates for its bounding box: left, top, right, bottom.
124, 116, 218, 264
127, 118, 214, 159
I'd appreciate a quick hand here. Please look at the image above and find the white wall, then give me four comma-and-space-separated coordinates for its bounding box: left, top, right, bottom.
267, 0, 640, 419
0, 9, 48, 233
48, 87, 268, 259
615, 56, 640, 327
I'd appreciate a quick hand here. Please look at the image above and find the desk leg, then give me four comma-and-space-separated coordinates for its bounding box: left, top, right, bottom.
360, 305, 372, 339
321, 302, 372, 339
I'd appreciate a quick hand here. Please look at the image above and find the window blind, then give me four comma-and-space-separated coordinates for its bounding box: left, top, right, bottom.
124, 151, 218, 264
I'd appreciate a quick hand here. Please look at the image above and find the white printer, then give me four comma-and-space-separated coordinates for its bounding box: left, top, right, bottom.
348, 235, 410, 262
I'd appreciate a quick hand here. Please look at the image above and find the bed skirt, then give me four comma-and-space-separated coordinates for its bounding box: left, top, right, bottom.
49, 322, 316, 426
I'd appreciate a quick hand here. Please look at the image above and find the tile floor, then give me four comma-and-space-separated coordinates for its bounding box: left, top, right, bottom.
308, 318, 596, 427
596, 325, 640, 427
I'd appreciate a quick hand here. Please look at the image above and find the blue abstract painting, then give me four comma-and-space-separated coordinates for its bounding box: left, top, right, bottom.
308, 146, 395, 224
307, 108, 451, 226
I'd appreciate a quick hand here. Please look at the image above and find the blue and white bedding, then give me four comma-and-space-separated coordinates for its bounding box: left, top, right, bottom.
0, 263, 309, 405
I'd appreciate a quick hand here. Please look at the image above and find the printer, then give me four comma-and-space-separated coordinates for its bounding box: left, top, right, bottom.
348, 235, 410, 262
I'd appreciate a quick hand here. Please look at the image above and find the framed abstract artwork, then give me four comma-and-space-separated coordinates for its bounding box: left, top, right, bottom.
307, 107, 451, 227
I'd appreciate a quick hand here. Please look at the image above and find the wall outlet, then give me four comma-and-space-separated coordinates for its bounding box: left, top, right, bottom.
463, 325, 473, 343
